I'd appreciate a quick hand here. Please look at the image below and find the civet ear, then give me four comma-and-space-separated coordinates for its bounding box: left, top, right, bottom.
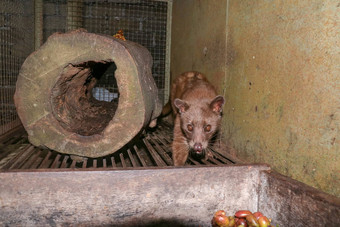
210, 95, 225, 113
174, 98, 189, 114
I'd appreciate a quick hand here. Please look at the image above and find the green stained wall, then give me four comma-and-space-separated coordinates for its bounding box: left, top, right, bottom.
171, 0, 339, 197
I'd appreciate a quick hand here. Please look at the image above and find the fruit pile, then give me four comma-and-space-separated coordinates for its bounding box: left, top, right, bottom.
211, 210, 275, 227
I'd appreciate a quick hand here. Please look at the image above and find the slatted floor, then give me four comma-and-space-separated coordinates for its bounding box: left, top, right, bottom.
0, 123, 236, 170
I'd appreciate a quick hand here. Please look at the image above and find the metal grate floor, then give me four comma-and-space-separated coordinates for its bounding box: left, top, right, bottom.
0, 123, 235, 170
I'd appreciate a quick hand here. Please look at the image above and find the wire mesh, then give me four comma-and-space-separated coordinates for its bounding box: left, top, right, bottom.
43, 0, 169, 103
0, 0, 169, 137
43, 0, 67, 40
0, 0, 35, 136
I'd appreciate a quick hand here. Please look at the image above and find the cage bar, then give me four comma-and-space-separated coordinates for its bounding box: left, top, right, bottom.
0, 122, 236, 170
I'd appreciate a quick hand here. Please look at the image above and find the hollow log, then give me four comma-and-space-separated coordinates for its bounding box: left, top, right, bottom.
14, 29, 162, 158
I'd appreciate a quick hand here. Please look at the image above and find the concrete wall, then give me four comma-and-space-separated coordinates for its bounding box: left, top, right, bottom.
171, 0, 339, 197
170, 0, 228, 93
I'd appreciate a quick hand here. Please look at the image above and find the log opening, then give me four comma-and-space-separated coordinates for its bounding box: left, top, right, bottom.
51, 61, 119, 136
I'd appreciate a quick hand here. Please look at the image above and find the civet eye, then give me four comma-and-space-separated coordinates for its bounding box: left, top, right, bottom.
204, 125, 212, 132
187, 124, 193, 131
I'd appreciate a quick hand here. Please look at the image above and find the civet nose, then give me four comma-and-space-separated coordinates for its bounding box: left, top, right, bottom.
194, 143, 203, 153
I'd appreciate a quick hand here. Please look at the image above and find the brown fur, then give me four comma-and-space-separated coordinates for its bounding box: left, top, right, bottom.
165, 71, 225, 166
